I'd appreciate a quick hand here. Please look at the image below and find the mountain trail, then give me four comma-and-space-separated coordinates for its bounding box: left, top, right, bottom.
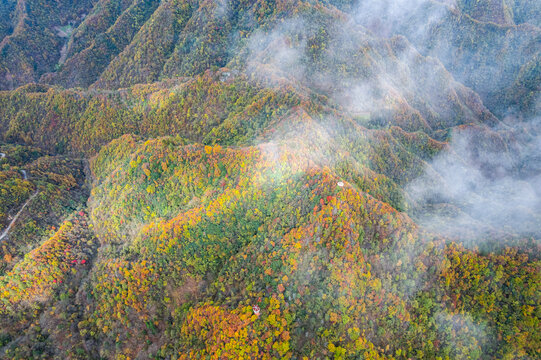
0, 190, 39, 242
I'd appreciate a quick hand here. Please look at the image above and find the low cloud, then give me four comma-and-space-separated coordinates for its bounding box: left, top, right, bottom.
245, 18, 308, 84
407, 119, 541, 243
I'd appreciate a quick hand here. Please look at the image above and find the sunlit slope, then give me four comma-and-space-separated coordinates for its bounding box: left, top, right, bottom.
51, 134, 535, 359
85, 134, 416, 358
0, 130, 537, 359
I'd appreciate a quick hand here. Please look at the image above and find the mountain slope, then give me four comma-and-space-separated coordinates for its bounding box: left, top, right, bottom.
0, 1, 539, 359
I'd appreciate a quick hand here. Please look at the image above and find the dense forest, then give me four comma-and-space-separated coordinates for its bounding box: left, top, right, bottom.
0, 0, 539, 359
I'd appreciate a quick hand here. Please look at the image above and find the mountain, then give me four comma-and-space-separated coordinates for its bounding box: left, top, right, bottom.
0, 1, 539, 359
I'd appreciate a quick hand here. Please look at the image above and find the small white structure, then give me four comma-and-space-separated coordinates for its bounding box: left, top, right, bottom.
253, 305, 261, 316
337, 181, 344, 187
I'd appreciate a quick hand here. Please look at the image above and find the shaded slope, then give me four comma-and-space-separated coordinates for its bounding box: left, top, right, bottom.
92, 0, 198, 89
0, 0, 94, 89
355, 0, 541, 117
42, 0, 161, 88
0, 146, 88, 275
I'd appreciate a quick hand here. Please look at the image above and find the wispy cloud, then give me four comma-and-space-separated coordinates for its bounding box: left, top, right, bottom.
407, 118, 541, 243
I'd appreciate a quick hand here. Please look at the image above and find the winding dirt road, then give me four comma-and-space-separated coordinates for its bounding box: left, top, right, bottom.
0, 191, 39, 241
0, 153, 37, 241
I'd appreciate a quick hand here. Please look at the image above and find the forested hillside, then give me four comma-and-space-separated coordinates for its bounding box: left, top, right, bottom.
0, 0, 539, 359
